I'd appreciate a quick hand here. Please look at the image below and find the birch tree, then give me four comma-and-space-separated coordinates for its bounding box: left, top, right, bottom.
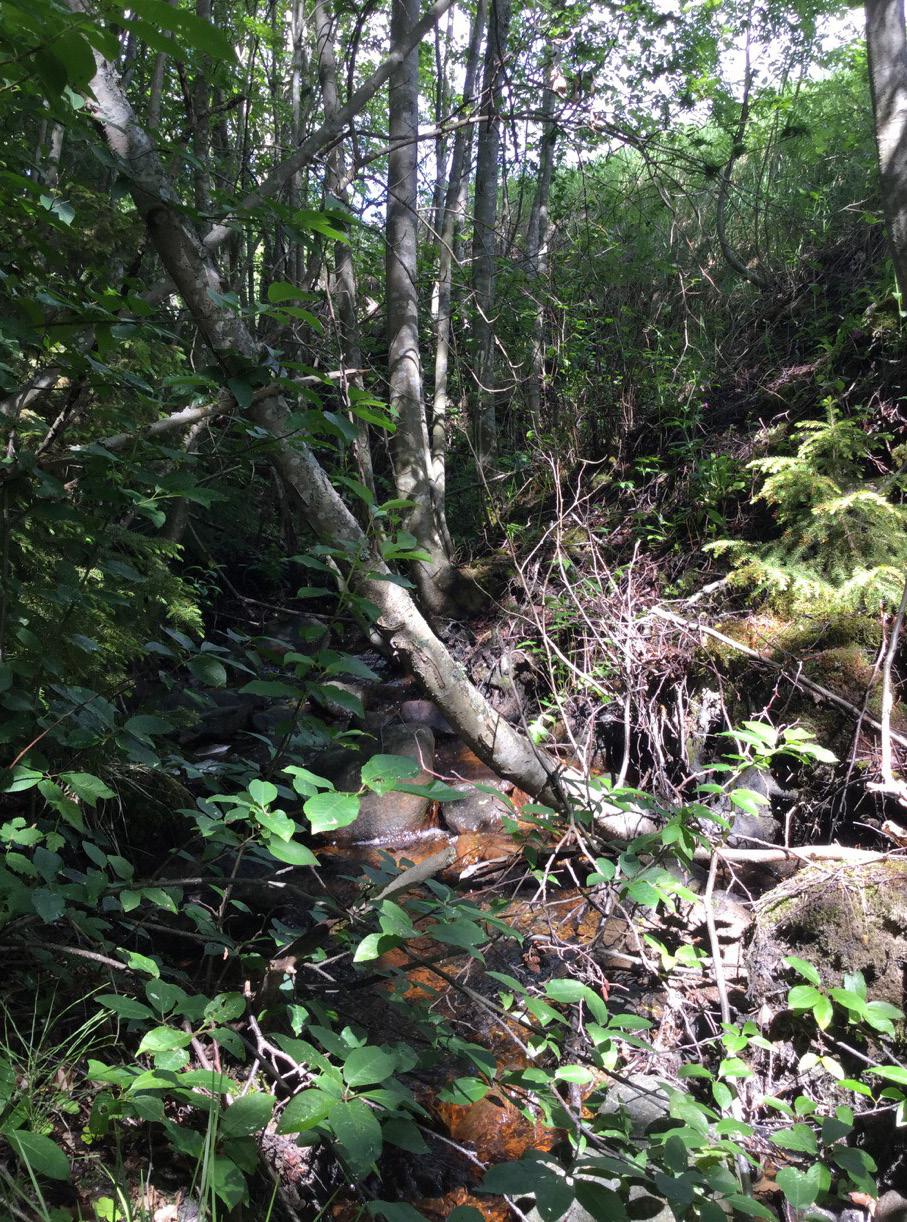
865, 0, 907, 300
386, 0, 459, 612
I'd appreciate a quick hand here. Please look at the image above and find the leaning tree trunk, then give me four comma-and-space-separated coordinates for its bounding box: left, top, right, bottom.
471, 0, 511, 475
386, 0, 460, 614
866, 0, 907, 301
65, 0, 630, 821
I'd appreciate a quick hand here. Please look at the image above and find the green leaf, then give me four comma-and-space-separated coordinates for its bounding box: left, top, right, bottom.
353, 932, 397, 963
330, 1098, 382, 1176
829, 987, 867, 1015
145, 979, 186, 1013
428, 918, 486, 948
6, 1130, 70, 1180
775, 1166, 819, 1210
813, 993, 834, 1030
868, 1065, 907, 1086
741, 721, 778, 747
783, 956, 821, 986
303, 791, 359, 834
366, 1205, 431, 1222
32, 888, 65, 923
203, 993, 245, 1023
729, 787, 769, 815
480, 1160, 544, 1194
555, 1065, 595, 1084
770, 1123, 817, 1155
248, 779, 278, 807
788, 985, 823, 1010
210, 1155, 247, 1209
97, 995, 155, 1021
127, 0, 237, 62
138, 1026, 192, 1055
277, 1088, 336, 1133
284, 765, 333, 797
544, 979, 588, 1004
37, 779, 85, 831
58, 771, 115, 806
221, 1093, 274, 1137
360, 754, 420, 795
267, 281, 304, 303
142, 887, 178, 914
1, 766, 44, 793
266, 838, 319, 866
726, 1195, 776, 1219
438, 1076, 489, 1104
255, 807, 296, 841
381, 1118, 428, 1153
342, 1045, 396, 1088
189, 655, 228, 687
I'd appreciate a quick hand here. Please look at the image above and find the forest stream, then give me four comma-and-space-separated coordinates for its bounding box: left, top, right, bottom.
132, 637, 907, 1222
6, 0, 907, 1216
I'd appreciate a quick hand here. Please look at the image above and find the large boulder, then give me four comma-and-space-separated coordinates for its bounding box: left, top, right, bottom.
330, 724, 436, 844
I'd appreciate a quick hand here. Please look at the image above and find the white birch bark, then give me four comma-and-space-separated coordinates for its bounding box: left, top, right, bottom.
866, 0, 907, 300
386, 0, 459, 613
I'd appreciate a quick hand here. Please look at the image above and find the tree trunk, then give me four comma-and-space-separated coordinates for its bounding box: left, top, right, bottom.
866, 0, 907, 300
524, 54, 557, 428
431, 0, 486, 540
386, 0, 459, 614
313, 0, 376, 500
471, 0, 511, 474
289, 0, 307, 286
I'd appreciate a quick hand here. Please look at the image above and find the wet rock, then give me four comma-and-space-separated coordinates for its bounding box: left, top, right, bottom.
310, 680, 368, 721
251, 699, 304, 737
442, 786, 510, 833
254, 615, 329, 658
183, 689, 261, 742
596, 1072, 671, 1133
331, 724, 436, 844
729, 806, 779, 845
400, 699, 455, 736
878, 1190, 907, 1222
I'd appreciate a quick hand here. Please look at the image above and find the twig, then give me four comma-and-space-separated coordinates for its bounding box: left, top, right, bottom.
26, 942, 135, 972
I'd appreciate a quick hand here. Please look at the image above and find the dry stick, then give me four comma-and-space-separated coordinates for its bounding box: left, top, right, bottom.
704, 853, 752, 1196
28, 942, 135, 973
650, 605, 907, 750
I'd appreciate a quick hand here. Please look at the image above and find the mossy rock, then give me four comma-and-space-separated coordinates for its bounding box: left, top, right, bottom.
705, 613, 905, 756
748, 861, 907, 1011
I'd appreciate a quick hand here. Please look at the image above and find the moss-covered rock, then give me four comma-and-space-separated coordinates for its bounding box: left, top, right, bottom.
748, 861, 907, 1011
